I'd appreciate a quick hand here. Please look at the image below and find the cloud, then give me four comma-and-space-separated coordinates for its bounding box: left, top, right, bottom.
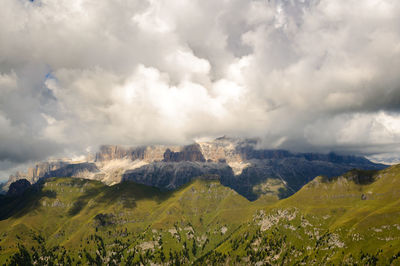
1, 0, 400, 177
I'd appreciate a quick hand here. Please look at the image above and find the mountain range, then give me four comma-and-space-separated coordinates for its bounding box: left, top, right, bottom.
2, 137, 386, 200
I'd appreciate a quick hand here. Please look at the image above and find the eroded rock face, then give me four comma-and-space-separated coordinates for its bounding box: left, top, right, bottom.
95, 145, 132, 161
3, 161, 69, 192
123, 162, 233, 190
4, 137, 387, 200
7, 179, 32, 196
44, 163, 99, 178
95, 145, 182, 163
163, 144, 205, 162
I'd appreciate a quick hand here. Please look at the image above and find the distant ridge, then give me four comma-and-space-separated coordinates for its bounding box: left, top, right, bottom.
3, 137, 387, 200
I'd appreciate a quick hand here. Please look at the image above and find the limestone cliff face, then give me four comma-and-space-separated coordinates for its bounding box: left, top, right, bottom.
44, 163, 99, 178
95, 145, 182, 162
3, 161, 68, 192
163, 144, 205, 162
26, 161, 68, 182
198, 138, 243, 163
122, 162, 233, 190
95, 145, 131, 161
4, 137, 387, 200
197, 137, 250, 175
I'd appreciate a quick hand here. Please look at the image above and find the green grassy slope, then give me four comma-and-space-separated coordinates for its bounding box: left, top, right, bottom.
209, 165, 400, 265
1, 165, 400, 265
0, 177, 266, 265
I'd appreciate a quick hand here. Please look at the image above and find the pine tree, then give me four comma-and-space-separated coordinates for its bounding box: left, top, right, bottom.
9, 244, 33, 266
192, 239, 197, 256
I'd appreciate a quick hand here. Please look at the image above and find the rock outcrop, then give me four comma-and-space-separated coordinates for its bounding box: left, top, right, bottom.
7, 179, 32, 196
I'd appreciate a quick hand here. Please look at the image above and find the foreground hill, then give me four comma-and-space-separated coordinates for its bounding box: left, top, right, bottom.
0, 176, 266, 265
3, 137, 386, 200
208, 165, 400, 264
1, 165, 400, 265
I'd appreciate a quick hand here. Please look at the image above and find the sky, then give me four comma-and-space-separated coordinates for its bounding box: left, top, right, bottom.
1, 0, 400, 180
